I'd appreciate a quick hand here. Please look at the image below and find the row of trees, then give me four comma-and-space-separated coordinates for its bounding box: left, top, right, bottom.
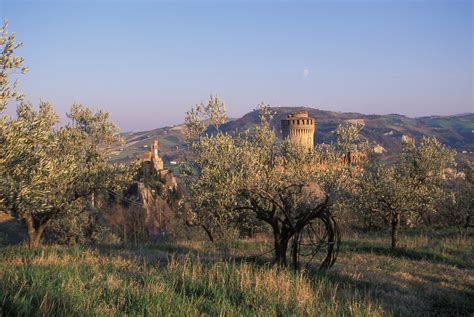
183, 99, 364, 268
183, 96, 472, 268
1, 21, 471, 269
355, 137, 462, 248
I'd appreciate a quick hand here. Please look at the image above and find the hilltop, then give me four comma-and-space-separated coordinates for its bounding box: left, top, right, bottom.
109, 107, 474, 166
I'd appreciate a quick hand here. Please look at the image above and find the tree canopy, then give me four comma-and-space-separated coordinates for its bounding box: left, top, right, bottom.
185, 98, 364, 268
355, 136, 456, 248
0, 22, 137, 247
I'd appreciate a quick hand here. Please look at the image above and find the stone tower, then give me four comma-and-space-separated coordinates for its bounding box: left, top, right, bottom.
151, 140, 159, 158
281, 111, 316, 151
143, 140, 164, 171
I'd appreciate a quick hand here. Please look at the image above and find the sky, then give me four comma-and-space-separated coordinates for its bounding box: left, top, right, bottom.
1, 0, 472, 131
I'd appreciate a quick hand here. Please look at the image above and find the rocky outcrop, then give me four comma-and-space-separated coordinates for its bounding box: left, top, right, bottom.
135, 182, 175, 239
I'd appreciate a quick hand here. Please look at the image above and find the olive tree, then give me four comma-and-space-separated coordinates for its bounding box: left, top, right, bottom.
185, 98, 361, 269
0, 102, 136, 247
356, 136, 455, 249
0, 22, 136, 246
442, 159, 474, 234
183, 96, 241, 242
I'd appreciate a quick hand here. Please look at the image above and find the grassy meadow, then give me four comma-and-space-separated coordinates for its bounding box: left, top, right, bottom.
0, 230, 472, 316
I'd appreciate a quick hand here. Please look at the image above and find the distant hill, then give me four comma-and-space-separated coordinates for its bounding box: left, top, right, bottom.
221, 107, 474, 155
109, 124, 188, 165
110, 107, 474, 165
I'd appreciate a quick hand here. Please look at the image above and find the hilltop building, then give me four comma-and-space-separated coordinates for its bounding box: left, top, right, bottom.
143, 140, 164, 171
282, 110, 366, 166
137, 140, 179, 239
142, 140, 177, 191
281, 111, 316, 151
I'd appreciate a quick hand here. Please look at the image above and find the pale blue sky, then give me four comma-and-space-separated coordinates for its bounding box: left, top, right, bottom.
1, 0, 472, 131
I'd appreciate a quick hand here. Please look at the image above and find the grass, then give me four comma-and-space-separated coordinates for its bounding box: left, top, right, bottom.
0, 230, 472, 316
331, 230, 474, 316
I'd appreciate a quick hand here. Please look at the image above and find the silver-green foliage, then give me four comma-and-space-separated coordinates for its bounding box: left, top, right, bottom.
356, 136, 456, 248
185, 98, 362, 266
0, 102, 136, 246
0, 20, 28, 112
0, 22, 137, 246
442, 159, 474, 233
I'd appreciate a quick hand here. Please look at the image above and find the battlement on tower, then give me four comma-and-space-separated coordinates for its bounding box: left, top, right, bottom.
287, 111, 311, 118
281, 111, 316, 151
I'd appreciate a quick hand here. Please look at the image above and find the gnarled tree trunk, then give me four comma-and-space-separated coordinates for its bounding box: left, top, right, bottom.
272, 226, 292, 266
24, 214, 50, 248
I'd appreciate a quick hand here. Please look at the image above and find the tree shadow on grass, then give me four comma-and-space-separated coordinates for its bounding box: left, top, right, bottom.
85, 242, 474, 316
232, 252, 474, 316
95, 241, 204, 256
311, 266, 473, 316
0, 217, 27, 246
230, 244, 474, 316
342, 240, 472, 269
90, 242, 244, 268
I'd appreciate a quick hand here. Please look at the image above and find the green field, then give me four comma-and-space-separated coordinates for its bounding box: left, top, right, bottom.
1, 230, 472, 316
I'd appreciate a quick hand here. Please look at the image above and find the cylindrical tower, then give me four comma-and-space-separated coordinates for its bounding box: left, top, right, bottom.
281, 111, 316, 151
151, 140, 159, 157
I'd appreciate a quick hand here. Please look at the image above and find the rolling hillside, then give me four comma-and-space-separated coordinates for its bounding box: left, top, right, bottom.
221, 107, 474, 154
109, 107, 474, 165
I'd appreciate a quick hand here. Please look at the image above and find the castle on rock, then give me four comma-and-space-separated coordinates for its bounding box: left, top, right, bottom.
143, 140, 164, 171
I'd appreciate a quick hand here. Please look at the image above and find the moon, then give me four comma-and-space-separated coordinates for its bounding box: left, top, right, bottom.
303, 68, 310, 78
